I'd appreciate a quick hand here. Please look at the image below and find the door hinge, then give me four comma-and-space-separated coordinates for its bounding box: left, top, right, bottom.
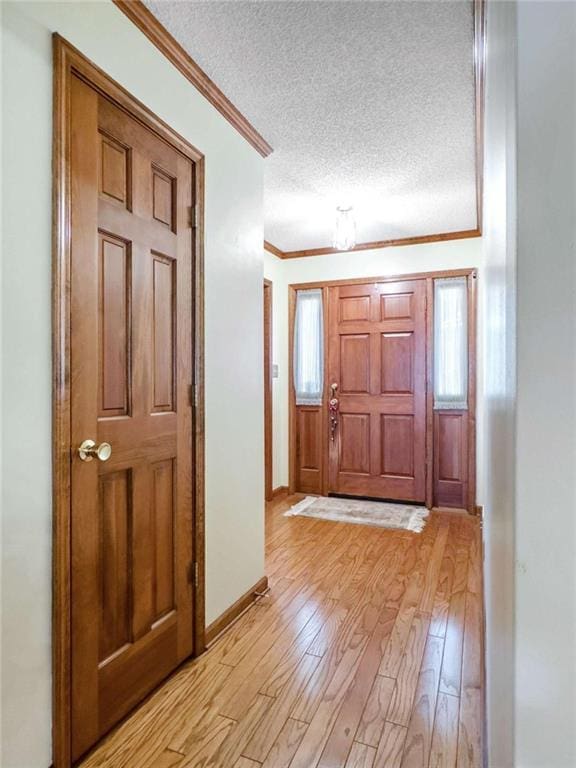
190, 205, 197, 229
188, 561, 199, 587
189, 384, 199, 408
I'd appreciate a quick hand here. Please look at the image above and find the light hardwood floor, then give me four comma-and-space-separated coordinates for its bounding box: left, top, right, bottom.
81, 494, 484, 768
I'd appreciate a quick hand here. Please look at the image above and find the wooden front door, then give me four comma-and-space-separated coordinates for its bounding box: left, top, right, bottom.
328, 280, 427, 502
69, 73, 196, 760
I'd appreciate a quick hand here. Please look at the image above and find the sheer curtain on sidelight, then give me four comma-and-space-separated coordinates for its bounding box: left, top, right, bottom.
293, 289, 324, 405
434, 277, 468, 409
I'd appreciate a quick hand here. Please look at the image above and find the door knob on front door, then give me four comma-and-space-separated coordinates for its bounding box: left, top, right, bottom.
78, 439, 112, 462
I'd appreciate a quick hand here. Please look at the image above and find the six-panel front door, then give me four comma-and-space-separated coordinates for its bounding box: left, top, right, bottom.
69, 74, 196, 760
328, 280, 427, 501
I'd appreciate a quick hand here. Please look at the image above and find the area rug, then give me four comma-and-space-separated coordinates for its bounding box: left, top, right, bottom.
284, 495, 428, 532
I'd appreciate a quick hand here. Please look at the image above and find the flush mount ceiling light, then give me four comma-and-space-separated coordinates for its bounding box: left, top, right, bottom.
333, 206, 357, 251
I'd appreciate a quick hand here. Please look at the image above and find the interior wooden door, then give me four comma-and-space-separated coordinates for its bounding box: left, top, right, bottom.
328, 280, 427, 501
69, 74, 196, 760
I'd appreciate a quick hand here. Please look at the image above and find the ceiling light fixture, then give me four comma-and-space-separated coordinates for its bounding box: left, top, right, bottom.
333, 206, 356, 251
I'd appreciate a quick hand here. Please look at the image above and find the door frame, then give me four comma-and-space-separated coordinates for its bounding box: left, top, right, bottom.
264, 279, 274, 501
288, 268, 477, 511
52, 35, 205, 768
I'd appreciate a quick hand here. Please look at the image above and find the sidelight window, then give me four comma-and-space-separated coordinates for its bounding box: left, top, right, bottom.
434, 277, 468, 409
293, 289, 324, 405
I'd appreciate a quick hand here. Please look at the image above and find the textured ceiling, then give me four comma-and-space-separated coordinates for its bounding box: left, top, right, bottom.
145, 0, 477, 252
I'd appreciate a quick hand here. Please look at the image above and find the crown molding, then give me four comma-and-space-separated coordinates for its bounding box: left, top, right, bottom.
263, 240, 285, 259
264, 228, 481, 260
112, 0, 273, 157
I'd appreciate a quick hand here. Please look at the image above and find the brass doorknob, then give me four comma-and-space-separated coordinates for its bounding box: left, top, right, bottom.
78, 439, 112, 462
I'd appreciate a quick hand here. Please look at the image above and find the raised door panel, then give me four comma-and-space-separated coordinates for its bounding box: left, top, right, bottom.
339, 294, 371, 322
99, 233, 131, 417
151, 459, 175, 622
130, 467, 154, 641
381, 415, 414, 478
438, 414, 463, 481
99, 470, 131, 665
99, 132, 131, 207
152, 254, 176, 412
297, 407, 322, 493
380, 291, 413, 321
340, 413, 370, 474
434, 411, 468, 508
381, 333, 414, 394
152, 166, 175, 230
340, 334, 370, 394
298, 409, 321, 469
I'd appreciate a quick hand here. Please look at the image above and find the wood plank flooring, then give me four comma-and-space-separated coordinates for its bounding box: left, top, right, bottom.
80, 495, 484, 768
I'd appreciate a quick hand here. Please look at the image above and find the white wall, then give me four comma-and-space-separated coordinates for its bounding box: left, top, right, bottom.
1, 3, 265, 766
263, 251, 290, 489
480, 2, 517, 765
515, 3, 576, 766
279, 237, 483, 285
482, 4, 576, 766
264, 237, 484, 493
